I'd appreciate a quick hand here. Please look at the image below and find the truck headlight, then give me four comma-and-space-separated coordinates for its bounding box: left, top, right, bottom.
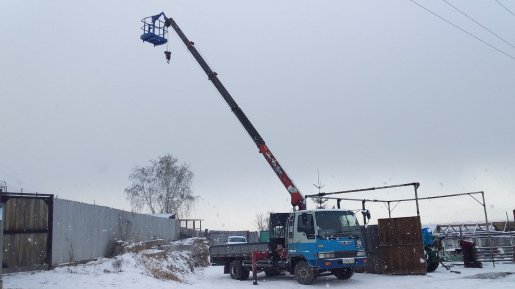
318, 252, 335, 259
357, 250, 366, 257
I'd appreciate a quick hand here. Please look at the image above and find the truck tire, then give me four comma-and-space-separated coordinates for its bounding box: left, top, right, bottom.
229, 260, 240, 279
426, 261, 439, 273
424, 246, 439, 273
294, 260, 316, 285
240, 268, 250, 280
332, 268, 354, 280
230, 260, 249, 280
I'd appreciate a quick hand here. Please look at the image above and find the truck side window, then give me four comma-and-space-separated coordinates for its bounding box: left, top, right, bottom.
288, 217, 294, 238
297, 213, 315, 239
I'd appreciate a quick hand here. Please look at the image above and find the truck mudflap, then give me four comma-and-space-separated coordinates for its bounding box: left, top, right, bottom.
311, 257, 367, 270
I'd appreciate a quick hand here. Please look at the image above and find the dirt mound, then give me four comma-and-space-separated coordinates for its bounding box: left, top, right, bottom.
108, 237, 210, 282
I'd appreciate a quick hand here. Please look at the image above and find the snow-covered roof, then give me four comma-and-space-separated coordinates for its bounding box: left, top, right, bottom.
151, 213, 176, 219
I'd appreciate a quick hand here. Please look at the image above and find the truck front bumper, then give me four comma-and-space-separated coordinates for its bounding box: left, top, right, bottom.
312, 257, 367, 270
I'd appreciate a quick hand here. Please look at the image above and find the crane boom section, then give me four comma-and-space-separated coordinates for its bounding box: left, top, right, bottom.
164, 16, 305, 210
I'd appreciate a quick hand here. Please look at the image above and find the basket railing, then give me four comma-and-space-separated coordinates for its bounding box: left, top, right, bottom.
141, 16, 168, 39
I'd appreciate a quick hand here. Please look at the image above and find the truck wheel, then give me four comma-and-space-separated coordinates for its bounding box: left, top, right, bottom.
230, 260, 241, 279
230, 260, 249, 280
294, 260, 316, 285
240, 268, 250, 280
424, 247, 439, 273
332, 268, 354, 280
426, 261, 439, 273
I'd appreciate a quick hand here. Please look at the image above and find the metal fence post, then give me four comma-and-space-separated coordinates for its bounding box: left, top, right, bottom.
0, 202, 4, 289
481, 192, 495, 267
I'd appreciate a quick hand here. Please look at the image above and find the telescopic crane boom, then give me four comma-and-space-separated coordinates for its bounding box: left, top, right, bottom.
142, 13, 306, 210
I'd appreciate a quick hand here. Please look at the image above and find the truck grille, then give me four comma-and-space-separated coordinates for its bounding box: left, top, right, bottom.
334, 250, 357, 258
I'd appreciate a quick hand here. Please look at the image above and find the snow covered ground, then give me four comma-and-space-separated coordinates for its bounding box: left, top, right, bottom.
3, 238, 515, 289
5, 261, 515, 289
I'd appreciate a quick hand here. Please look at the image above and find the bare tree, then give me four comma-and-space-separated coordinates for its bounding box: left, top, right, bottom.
154, 155, 196, 218
125, 154, 197, 217
125, 166, 158, 213
255, 212, 270, 231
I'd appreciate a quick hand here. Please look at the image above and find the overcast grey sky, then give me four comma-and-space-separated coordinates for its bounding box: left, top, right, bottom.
1, 0, 514, 230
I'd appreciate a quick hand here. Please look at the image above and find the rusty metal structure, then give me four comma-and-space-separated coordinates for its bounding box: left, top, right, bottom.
305, 182, 421, 223
306, 183, 497, 268
378, 216, 426, 274
363, 216, 426, 274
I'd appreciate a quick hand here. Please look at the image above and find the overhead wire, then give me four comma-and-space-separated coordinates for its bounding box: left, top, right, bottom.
442, 0, 515, 50
409, 0, 515, 61
494, 0, 515, 17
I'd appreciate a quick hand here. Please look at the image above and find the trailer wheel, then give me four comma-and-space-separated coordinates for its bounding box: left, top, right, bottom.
424, 246, 439, 273
332, 268, 354, 280
230, 260, 249, 280
294, 260, 316, 285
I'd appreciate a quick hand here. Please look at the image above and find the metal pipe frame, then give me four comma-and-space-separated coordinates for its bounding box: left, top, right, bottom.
308, 189, 495, 267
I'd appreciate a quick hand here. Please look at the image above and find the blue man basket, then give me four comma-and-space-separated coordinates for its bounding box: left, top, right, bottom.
140, 13, 168, 46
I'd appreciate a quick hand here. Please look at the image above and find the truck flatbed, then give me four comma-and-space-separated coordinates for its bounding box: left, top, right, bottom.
210, 242, 269, 266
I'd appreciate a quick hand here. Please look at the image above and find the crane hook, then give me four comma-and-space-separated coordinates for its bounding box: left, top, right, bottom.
164, 50, 171, 63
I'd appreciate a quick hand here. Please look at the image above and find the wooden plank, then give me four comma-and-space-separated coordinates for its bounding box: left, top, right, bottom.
2, 196, 51, 271
4, 198, 48, 231
381, 245, 425, 274
364, 225, 385, 274
378, 218, 397, 246
378, 216, 426, 275
3, 233, 47, 268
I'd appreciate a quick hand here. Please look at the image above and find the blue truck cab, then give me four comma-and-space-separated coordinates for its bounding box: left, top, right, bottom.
283, 209, 367, 283
209, 209, 367, 285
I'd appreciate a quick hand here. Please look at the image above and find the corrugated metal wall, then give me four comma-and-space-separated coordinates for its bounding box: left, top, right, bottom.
52, 198, 179, 265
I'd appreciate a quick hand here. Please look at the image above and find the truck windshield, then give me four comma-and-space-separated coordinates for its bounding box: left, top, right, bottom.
228, 237, 246, 243
315, 211, 361, 239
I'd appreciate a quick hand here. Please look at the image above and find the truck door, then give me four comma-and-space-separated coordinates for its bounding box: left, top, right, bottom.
288, 212, 317, 259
